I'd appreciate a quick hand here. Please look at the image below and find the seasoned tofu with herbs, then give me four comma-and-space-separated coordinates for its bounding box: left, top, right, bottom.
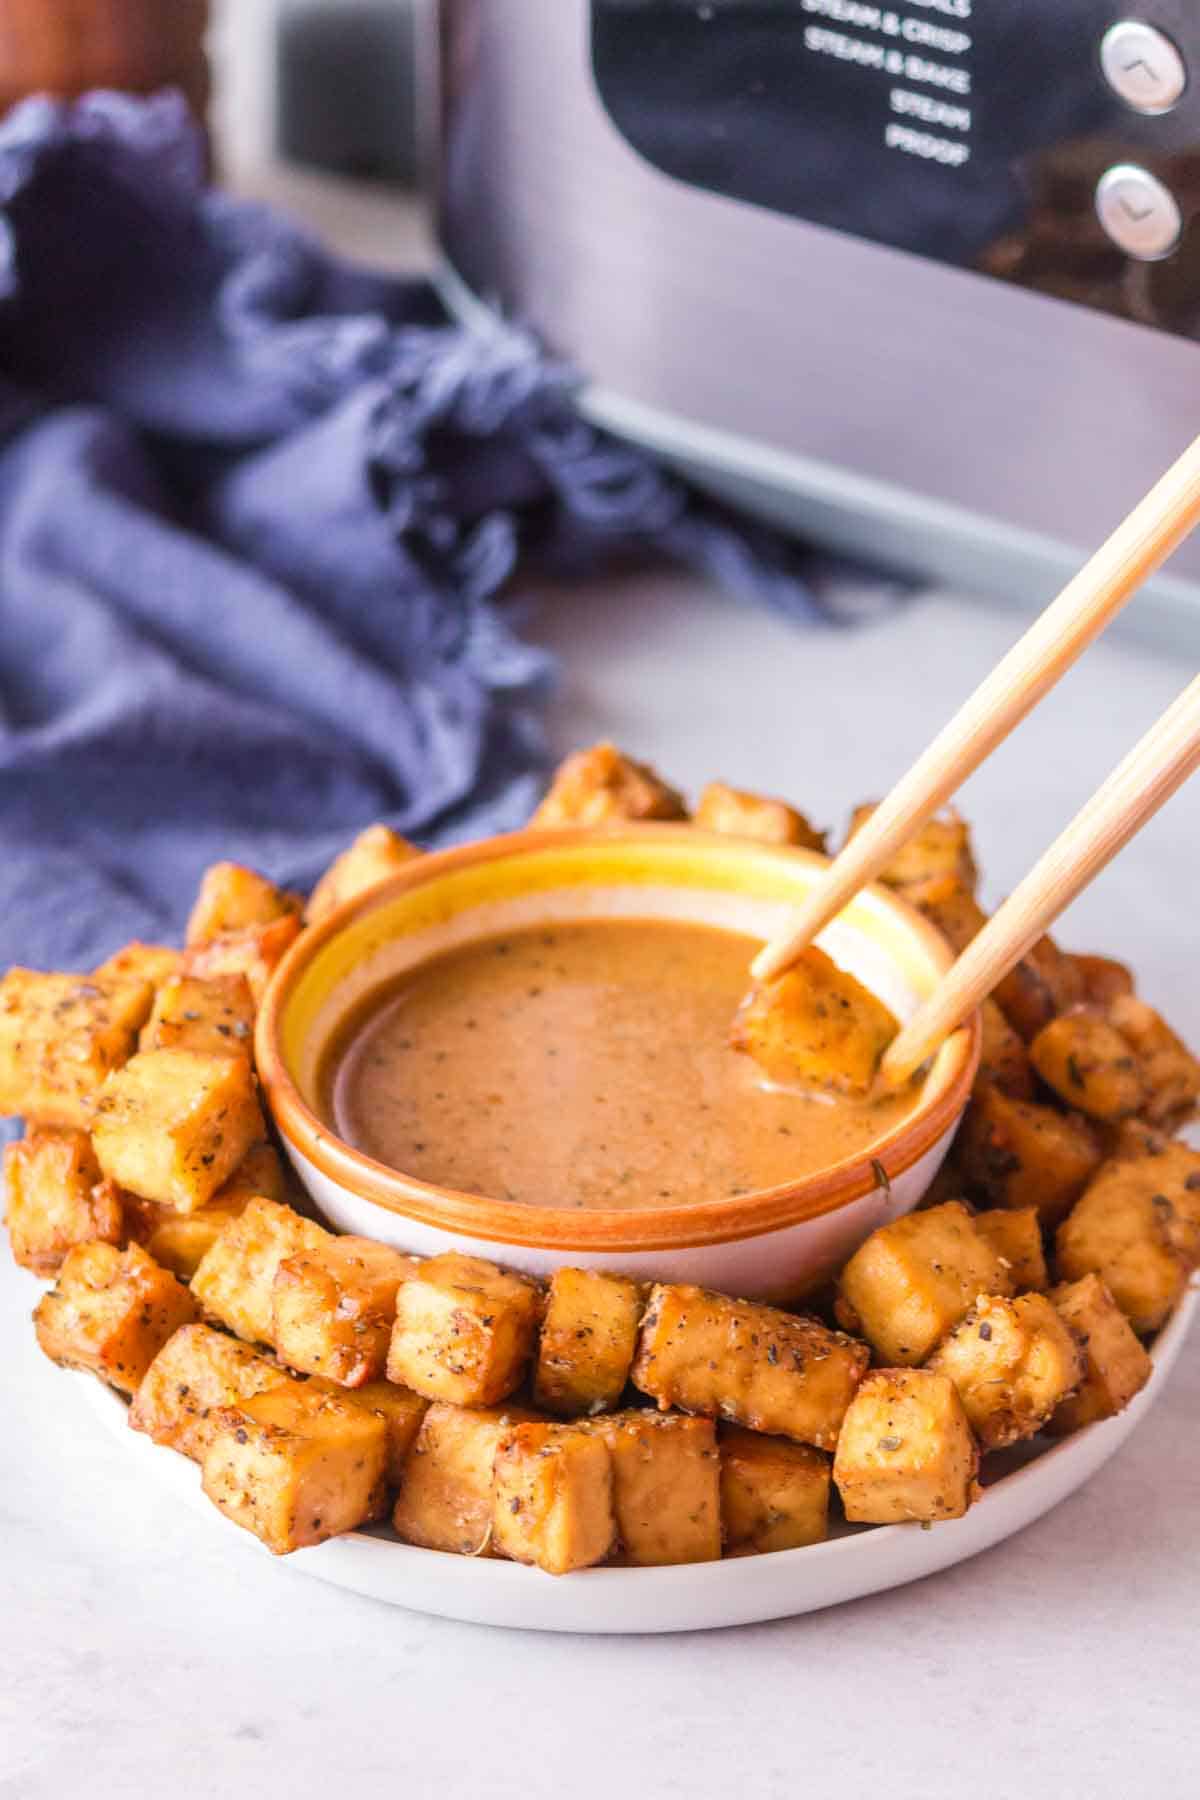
977, 998, 1035, 1099
991, 932, 1085, 1042
305, 824, 421, 925
129, 1322, 287, 1459
345, 1381, 429, 1487
273, 1236, 421, 1387
181, 915, 302, 1006
1048, 1274, 1153, 1434
847, 804, 978, 892
833, 1368, 978, 1524
584, 1411, 721, 1566
928, 1293, 1084, 1449
93, 942, 183, 989
731, 948, 898, 1098
971, 1206, 1048, 1294
491, 1420, 616, 1575
1107, 995, 1200, 1125
138, 973, 256, 1062
185, 862, 302, 948
958, 1085, 1103, 1224
91, 1048, 265, 1213
530, 742, 687, 827
1072, 954, 1135, 1007
4, 1128, 123, 1274
1056, 1157, 1193, 1332
719, 1428, 831, 1555
632, 1283, 868, 1450
34, 1241, 199, 1393
391, 1400, 539, 1556
386, 1251, 542, 1406
191, 1195, 330, 1345
0, 968, 153, 1128
1029, 1010, 1145, 1121
694, 782, 826, 851
532, 1267, 643, 1416
837, 1201, 1012, 1366
131, 1141, 287, 1281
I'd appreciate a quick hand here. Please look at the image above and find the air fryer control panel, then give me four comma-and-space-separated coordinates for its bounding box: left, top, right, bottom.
592, 2, 1200, 337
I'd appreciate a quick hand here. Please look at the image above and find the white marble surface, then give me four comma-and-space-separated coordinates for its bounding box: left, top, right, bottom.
3, 569, 1199, 1797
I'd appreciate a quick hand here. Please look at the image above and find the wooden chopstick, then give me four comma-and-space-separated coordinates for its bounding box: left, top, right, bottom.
752, 429, 1200, 985
878, 671, 1200, 1089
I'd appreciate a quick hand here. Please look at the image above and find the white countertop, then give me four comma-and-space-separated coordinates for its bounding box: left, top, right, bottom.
4, 568, 1198, 1798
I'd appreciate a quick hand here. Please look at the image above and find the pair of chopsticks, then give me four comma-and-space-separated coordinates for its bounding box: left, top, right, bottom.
752, 431, 1200, 1091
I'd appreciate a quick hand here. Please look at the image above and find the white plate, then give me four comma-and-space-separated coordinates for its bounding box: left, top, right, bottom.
75, 1285, 1196, 1635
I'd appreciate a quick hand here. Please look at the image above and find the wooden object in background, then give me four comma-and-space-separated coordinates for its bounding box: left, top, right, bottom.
0, 0, 210, 120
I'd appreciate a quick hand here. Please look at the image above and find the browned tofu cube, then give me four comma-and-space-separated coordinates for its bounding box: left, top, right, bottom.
993, 933, 1086, 1042
730, 948, 898, 1098
93, 942, 183, 988
833, 1368, 978, 1524
130, 1142, 286, 1279
129, 1322, 287, 1459
847, 803, 978, 892
530, 742, 687, 827
202, 1383, 388, 1553
1108, 995, 1200, 1126
386, 1252, 541, 1406
837, 1201, 1013, 1366
1056, 1158, 1192, 1333
694, 782, 826, 851
532, 1267, 643, 1416
392, 1400, 539, 1555
181, 915, 302, 1006
972, 1206, 1048, 1293
1048, 1274, 1153, 1434
305, 824, 421, 925
1072, 954, 1135, 1007
4, 1128, 123, 1274
91, 1049, 265, 1212
191, 1195, 330, 1344
977, 998, 1035, 1099
0, 968, 153, 1128
1030, 1010, 1145, 1121
343, 1381, 429, 1486
906, 874, 988, 954
927, 1293, 1084, 1449
34, 1241, 199, 1393
492, 1420, 616, 1574
632, 1284, 868, 1450
185, 861, 302, 948
719, 1427, 831, 1554
582, 1411, 720, 1566
138, 974, 256, 1062
273, 1237, 421, 1386
958, 1085, 1103, 1224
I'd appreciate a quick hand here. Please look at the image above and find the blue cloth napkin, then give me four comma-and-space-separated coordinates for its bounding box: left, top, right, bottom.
0, 90, 879, 975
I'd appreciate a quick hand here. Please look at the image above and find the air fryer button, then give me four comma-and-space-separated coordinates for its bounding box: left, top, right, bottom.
1100, 21, 1187, 115
1095, 165, 1183, 261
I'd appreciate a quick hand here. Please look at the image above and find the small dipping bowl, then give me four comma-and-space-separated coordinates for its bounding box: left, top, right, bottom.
256, 826, 979, 1300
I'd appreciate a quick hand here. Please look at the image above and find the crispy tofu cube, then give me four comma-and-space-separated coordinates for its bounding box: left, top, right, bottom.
34, 1241, 199, 1393
492, 1420, 616, 1574
958, 1085, 1103, 1224
584, 1411, 721, 1565
344, 1381, 429, 1486
4, 1129, 123, 1274
138, 974, 256, 1062
1048, 1274, 1153, 1434
927, 1293, 1084, 1449
833, 1368, 978, 1524
992, 933, 1085, 1042
392, 1400, 539, 1555
181, 915, 302, 1006
202, 1383, 388, 1553
730, 948, 898, 1098
632, 1284, 868, 1449
0, 969, 153, 1128
93, 943, 183, 988
694, 782, 826, 851
533, 1268, 643, 1416
191, 1195, 330, 1344
1072, 954, 1135, 1007
847, 803, 978, 892
906, 874, 988, 954
305, 824, 421, 925
213, 1139, 289, 1207
1030, 1010, 1145, 1121
977, 998, 1035, 1099
837, 1201, 1013, 1366
129, 1322, 287, 1459
273, 1237, 421, 1386
719, 1427, 830, 1555
185, 861, 302, 948
130, 1136, 284, 1280
1056, 1155, 1194, 1332
91, 1049, 265, 1213
972, 1206, 1048, 1293
1108, 995, 1200, 1126
386, 1252, 541, 1405
530, 742, 687, 827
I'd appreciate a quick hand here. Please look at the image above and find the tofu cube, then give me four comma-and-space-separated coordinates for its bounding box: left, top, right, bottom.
992, 932, 1085, 1041
847, 803, 978, 892
305, 824, 421, 925
343, 1381, 429, 1487
191, 1196, 330, 1345
1072, 954, 1135, 1007
392, 1400, 538, 1555
34, 1242, 199, 1393
530, 742, 687, 827
719, 1427, 831, 1555
1048, 1274, 1153, 1434
273, 1237, 421, 1386
185, 861, 302, 948
971, 1206, 1049, 1293
139, 974, 256, 1062
1030, 1010, 1145, 1121
492, 1421, 616, 1574
533, 1267, 643, 1416
129, 1322, 287, 1459
977, 998, 1035, 1100
181, 915, 302, 1006
1108, 995, 1200, 1125
730, 948, 898, 1098
694, 782, 825, 850
92, 1049, 265, 1212
906, 874, 988, 953
386, 1252, 541, 1406
585, 1411, 721, 1566
837, 1201, 1013, 1366
1056, 1161, 1190, 1333
212, 1139, 289, 1208
202, 1383, 388, 1554
93, 943, 183, 988
131, 1151, 279, 1282
0, 968, 153, 1128
958, 1085, 1103, 1224
833, 1369, 978, 1524
4, 1128, 123, 1274
632, 1284, 868, 1450
927, 1293, 1084, 1449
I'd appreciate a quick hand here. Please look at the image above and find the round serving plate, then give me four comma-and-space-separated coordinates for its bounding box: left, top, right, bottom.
76, 1285, 1195, 1635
